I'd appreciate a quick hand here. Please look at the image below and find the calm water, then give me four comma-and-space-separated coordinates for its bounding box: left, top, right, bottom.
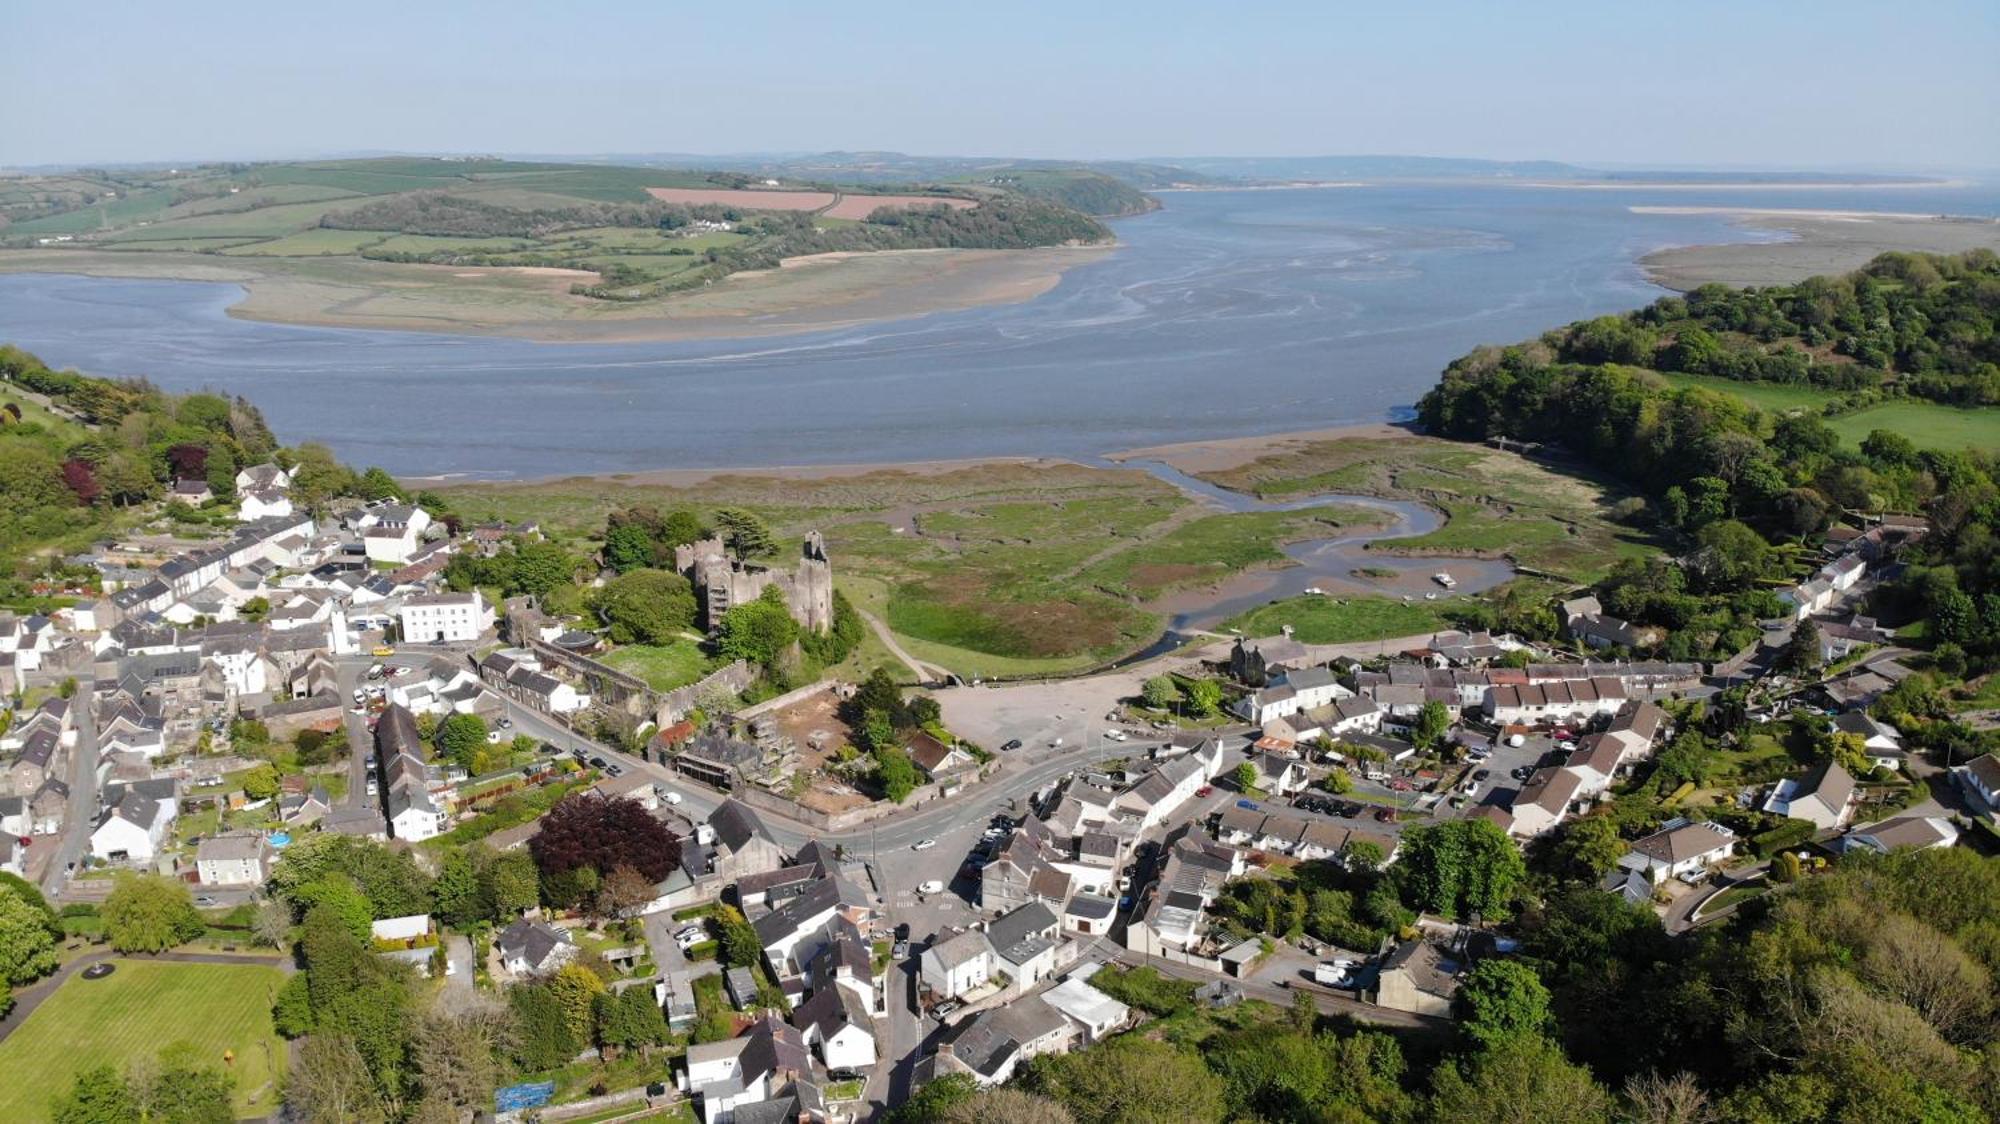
2, 182, 1994, 479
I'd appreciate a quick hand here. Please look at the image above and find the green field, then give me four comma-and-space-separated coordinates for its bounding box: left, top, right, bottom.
1654, 373, 2000, 451
1223, 595, 1453, 645
601, 639, 718, 692
0, 959, 288, 1121
221, 228, 390, 256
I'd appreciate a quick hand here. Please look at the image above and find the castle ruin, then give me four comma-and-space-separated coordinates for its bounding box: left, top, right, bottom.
675, 531, 834, 634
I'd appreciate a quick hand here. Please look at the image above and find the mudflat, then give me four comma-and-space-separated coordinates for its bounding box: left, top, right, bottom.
0, 243, 1112, 342
1640, 208, 2000, 290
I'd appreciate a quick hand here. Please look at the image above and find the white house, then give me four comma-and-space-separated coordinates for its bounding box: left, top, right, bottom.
1762, 761, 1856, 830
921, 929, 994, 999
397, 591, 493, 644
1236, 666, 1352, 725
386, 784, 445, 842
236, 489, 294, 522
370, 914, 434, 943
1041, 971, 1131, 1044
362, 505, 433, 565
792, 984, 877, 1071
1484, 678, 1627, 726
235, 464, 292, 493
498, 917, 576, 976
1618, 818, 1735, 883
195, 833, 271, 885
685, 1017, 809, 1124
1955, 753, 2000, 810
89, 787, 178, 865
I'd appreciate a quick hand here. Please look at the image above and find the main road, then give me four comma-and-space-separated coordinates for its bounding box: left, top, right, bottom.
39, 692, 100, 898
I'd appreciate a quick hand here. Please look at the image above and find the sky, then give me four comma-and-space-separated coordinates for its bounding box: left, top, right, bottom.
5, 0, 1997, 171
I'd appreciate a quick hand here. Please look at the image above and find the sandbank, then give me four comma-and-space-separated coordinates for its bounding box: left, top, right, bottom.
1638, 210, 2000, 290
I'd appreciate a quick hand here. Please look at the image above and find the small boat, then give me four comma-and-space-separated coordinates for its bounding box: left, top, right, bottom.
1432, 572, 1456, 589
1303, 586, 1326, 596
1424, 592, 1438, 601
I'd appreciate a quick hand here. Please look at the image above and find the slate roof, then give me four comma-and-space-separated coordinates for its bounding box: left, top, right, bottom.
498, 918, 572, 969
711, 798, 774, 854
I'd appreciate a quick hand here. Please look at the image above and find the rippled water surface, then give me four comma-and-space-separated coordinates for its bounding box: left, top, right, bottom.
3, 182, 1994, 478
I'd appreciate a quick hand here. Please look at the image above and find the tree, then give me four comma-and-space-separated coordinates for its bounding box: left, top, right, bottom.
846, 667, 911, 728
287, 1034, 387, 1124
1022, 1035, 1226, 1124
529, 794, 682, 898
1415, 699, 1451, 749
0, 890, 58, 986
547, 962, 607, 1043
1319, 768, 1354, 795
102, 873, 204, 953
1429, 1034, 1613, 1124
597, 864, 658, 918
1782, 619, 1824, 676
50, 1066, 139, 1124
1186, 678, 1224, 718
410, 1002, 511, 1119
602, 522, 658, 574
431, 850, 486, 928
1455, 960, 1555, 1048
714, 904, 763, 967
937, 1089, 1077, 1124
486, 849, 541, 918
61, 458, 102, 506
715, 586, 800, 669
509, 983, 581, 1072
1397, 819, 1527, 920
877, 745, 920, 803
712, 507, 777, 558
434, 713, 489, 769
593, 568, 698, 644
508, 540, 576, 597
595, 983, 670, 1056
240, 763, 281, 801
1232, 761, 1260, 792
1141, 675, 1181, 711
1623, 1071, 1714, 1124
252, 898, 294, 947
1544, 814, 1626, 883
292, 875, 374, 942
887, 1073, 979, 1124
139, 1052, 235, 1124
272, 972, 315, 1038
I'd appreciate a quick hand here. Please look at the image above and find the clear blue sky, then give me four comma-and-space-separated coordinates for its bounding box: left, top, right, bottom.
5, 0, 1996, 170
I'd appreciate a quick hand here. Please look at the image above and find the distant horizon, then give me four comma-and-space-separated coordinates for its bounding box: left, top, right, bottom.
2, 148, 1992, 181
6, 2, 1994, 170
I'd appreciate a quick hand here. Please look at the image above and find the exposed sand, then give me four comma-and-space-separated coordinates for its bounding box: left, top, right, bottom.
465, 454, 1074, 489
0, 243, 1112, 343
1106, 421, 1417, 474
1640, 210, 2000, 291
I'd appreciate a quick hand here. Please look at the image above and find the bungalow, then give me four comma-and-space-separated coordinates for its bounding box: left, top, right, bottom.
1040, 972, 1131, 1043
1838, 815, 1960, 855
498, 917, 576, 976
1955, 753, 2000, 810
906, 731, 975, 783
935, 994, 1073, 1086
1370, 940, 1460, 1018
1762, 761, 1856, 830
1832, 712, 1905, 771
1619, 818, 1736, 884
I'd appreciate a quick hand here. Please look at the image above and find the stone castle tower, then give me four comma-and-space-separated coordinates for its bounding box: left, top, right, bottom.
675, 532, 833, 634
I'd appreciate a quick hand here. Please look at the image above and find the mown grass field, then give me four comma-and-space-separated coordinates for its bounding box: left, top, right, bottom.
0, 959, 288, 1121
1653, 372, 2000, 451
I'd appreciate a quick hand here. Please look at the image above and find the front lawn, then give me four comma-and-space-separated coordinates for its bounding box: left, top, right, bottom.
0, 959, 287, 1120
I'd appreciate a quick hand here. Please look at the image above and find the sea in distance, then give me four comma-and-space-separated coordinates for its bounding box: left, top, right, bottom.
2, 181, 1996, 479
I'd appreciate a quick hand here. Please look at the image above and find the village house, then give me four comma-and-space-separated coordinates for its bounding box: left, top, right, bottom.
1370, 939, 1460, 1018
1832, 711, 1906, 771
684, 1016, 812, 1124
1762, 760, 1856, 830
1040, 971, 1132, 1043
935, 994, 1073, 1086
1838, 814, 1960, 855
397, 590, 494, 644
498, 917, 577, 976
360, 504, 433, 565
791, 983, 877, 1071
1236, 665, 1353, 725
1617, 818, 1736, 884
194, 832, 270, 886
921, 929, 995, 1000
89, 778, 181, 865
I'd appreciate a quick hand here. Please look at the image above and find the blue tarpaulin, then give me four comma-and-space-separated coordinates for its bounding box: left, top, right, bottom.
495, 1081, 556, 1112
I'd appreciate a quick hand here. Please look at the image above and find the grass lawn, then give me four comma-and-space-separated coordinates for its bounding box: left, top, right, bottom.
0, 959, 287, 1121
1654, 373, 2000, 452
601, 639, 718, 692
1223, 595, 1452, 645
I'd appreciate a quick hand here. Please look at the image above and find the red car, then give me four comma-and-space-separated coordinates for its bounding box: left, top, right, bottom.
1196, 785, 1214, 798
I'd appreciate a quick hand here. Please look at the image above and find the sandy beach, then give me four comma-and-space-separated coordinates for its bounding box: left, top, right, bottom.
1639, 209, 2000, 290
1106, 421, 1415, 474
0, 243, 1113, 344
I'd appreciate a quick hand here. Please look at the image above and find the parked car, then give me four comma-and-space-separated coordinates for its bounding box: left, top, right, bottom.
917, 880, 945, 894
932, 1000, 960, 1020
1196, 785, 1214, 798
912, 838, 937, 851
1001, 739, 1023, 752
1373, 808, 1396, 823
604, 764, 623, 777
496, 717, 513, 729
371, 645, 396, 658
663, 791, 683, 805
892, 940, 911, 959
588, 756, 607, 769
1473, 769, 1491, 782
675, 926, 706, 949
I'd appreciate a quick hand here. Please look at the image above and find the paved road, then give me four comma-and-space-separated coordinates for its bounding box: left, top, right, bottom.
40, 692, 100, 898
